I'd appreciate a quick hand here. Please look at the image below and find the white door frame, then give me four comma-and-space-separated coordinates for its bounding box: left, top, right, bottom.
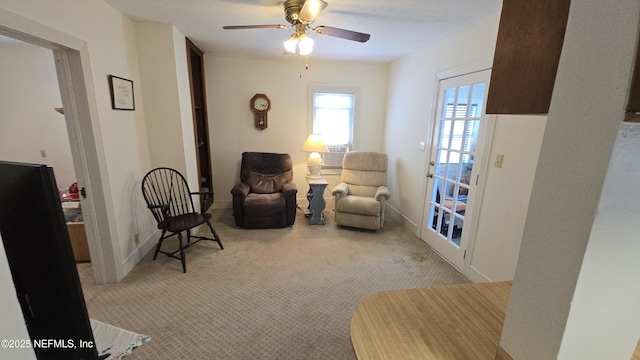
0, 9, 119, 284
419, 59, 495, 275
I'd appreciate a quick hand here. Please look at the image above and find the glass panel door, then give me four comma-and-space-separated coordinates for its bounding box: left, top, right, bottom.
421, 69, 491, 271
430, 83, 484, 246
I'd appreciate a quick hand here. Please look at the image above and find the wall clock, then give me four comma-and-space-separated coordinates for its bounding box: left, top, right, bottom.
250, 93, 271, 130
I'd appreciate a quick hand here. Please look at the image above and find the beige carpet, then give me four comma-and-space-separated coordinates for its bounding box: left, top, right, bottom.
79, 206, 469, 359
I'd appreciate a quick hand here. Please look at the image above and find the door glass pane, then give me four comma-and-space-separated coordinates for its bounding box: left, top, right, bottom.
442, 88, 456, 118
439, 120, 452, 150
450, 120, 466, 152
471, 83, 486, 116
429, 80, 487, 247
456, 85, 470, 117
436, 150, 449, 170
429, 176, 444, 232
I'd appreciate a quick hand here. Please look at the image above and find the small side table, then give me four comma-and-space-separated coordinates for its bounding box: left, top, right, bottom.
305, 176, 328, 225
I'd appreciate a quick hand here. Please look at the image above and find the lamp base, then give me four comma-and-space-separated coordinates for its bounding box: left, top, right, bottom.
307, 152, 323, 178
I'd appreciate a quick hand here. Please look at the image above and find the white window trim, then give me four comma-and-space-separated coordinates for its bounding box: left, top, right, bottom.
308, 84, 359, 169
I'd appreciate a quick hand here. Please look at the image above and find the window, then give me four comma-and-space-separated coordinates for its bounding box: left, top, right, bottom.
312, 92, 354, 147
310, 88, 356, 168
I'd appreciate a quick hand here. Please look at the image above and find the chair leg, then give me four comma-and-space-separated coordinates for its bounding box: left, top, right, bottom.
207, 221, 224, 250
177, 232, 187, 273
153, 230, 166, 260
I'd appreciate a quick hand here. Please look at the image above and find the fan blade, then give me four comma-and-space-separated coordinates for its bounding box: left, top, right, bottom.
314, 26, 371, 43
299, 0, 328, 24
223, 25, 288, 30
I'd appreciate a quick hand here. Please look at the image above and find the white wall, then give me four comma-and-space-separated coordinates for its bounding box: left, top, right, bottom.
134, 22, 200, 194
384, 9, 546, 281
0, 0, 155, 282
174, 30, 200, 192
558, 123, 640, 359
135, 23, 189, 175
206, 55, 388, 207
385, 11, 501, 231
0, 45, 76, 188
468, 115, 546, 282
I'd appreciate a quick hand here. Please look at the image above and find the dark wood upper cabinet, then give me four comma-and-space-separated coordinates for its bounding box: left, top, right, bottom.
186, 38, 214, 211
625, 35, 640, 122
486, 0, 571, 115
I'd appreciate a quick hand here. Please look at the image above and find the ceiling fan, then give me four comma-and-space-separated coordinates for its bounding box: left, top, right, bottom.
222, 0, 370, 55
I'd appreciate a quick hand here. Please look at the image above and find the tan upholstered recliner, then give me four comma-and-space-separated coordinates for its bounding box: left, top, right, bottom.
331, 151, 390, 230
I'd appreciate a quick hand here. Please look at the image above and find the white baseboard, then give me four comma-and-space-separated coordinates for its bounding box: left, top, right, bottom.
213, 200, 232, 209
120, 230, 159, 279
467, 266, 492, 283
385, 203, 419, 236
213, 198, 494, 284
220, 198, 418, 235
385, 204, 496, 285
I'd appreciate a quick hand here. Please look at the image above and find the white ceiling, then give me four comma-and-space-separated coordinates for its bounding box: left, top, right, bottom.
104, 0, 502, 62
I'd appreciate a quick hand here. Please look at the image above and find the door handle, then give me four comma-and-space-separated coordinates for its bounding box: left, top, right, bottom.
427, 173, 434, 178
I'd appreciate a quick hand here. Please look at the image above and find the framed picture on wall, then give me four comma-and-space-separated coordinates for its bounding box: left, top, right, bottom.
108, 75, 135, 110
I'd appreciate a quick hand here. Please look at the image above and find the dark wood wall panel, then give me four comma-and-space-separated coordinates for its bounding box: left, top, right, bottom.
486, 0, 571, 115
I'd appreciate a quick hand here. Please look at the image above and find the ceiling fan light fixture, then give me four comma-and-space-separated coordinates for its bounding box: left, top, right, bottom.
283, 34, 298, 53
298, 34, 314, 55
282, 32, 314, 55
224, 0, 370, 55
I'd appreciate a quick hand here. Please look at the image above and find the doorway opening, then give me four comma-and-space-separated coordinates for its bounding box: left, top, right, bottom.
0, 14, 118, 284
0, 38, 93, 264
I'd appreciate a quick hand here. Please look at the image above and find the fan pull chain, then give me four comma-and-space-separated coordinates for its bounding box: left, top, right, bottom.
299, 54, 303, 78
299, 55, 310, 79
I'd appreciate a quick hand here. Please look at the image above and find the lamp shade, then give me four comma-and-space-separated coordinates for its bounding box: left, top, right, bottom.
301, 133, 329, 153
282, 32, 314, 55
298, 35, 314, 55
283, 34, 298, 53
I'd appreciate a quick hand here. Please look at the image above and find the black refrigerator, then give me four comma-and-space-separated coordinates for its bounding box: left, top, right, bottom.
0, 161, 98, 360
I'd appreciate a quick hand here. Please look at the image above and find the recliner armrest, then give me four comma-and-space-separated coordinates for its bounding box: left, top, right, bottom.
331, 182, 349, 199
282, 182, 297, 196
375, 186, 390, 201
231, 182, 250, 198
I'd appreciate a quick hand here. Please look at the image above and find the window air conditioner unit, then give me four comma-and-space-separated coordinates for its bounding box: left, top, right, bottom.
323, 146, 349, 168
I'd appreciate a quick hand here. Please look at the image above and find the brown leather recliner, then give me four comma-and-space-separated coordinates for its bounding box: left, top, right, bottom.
231, 152, 297, 228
